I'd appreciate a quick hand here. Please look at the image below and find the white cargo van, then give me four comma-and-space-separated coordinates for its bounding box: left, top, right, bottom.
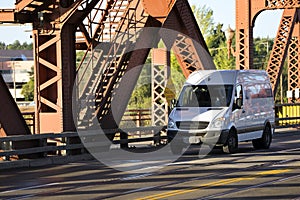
167, 70, 275, 154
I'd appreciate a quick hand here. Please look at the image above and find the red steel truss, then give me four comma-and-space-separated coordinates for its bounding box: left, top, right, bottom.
0, 0, 212, 135
236, 0, 300, 97
2, 0, 299, 138
266, 9, 296, 94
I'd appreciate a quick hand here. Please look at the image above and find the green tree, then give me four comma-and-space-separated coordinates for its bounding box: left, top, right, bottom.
212, 43, 236, 69
21, 42, 33, 50
6, 40, 33, 50
206, 23, 226, 55
275, 63, 288, 103
170, 52, 185, 97
192, 5, 215, 39
76, 50, 85, 67
21, 67, 34, 101
127, 50, 186, 109
253, 37, 273, 69
128, 59, 152, 109
7, 40, 21, 50
192, 4, 235, 69
0, 42, 6, 50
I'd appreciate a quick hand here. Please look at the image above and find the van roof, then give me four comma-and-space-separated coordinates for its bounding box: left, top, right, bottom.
185, 70, 268, 85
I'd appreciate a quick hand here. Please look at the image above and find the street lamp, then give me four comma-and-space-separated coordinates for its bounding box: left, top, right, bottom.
225, 25, 235, 59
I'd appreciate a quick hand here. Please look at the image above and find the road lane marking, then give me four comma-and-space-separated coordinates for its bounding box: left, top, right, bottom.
8, 194, 35, 200
0, 183, 60, 194
198, 173, 300, 199
136, 169, 291, 200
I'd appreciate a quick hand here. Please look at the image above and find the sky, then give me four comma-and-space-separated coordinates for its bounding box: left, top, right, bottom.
0, 1, 283, 44
189, 0, 283, 38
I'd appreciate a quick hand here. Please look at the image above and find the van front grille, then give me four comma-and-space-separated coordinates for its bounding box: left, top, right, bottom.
176, 121, 209, 130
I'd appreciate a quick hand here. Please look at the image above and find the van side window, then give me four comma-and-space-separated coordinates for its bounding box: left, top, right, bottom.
233, 85, 243, 110
246, 83, 273, 99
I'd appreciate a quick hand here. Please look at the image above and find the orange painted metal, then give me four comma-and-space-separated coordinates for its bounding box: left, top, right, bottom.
0, 74, 40, 158
0, 0, 212, 137
235, 0, 253, 70
15, 0, 35, 12
4, 0, 300, 141
0, 75, 31, 136
0, 9, 15, 22
31, 0, 100, 134
142, 0, 175, 21
162, 0, 215, 77
152, 48, 168, 65
266, 9, 297, 95
236, 0, 300, 96
288, 14, 300, 103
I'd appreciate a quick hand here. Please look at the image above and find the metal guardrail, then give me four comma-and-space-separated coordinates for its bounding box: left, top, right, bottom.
21, 111, 35, 134
0, 126, 167, 162
275, 103, 300, 128
0, 132, 82, 160
21, 105, 300, 133
1, 104, 298, 167
121, 109, 152, 127
21, 109, 152, 135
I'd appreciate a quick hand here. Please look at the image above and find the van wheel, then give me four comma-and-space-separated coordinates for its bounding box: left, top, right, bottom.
252, 125, 272, 149
222, 130, 238, 154
170, 141, 184, 155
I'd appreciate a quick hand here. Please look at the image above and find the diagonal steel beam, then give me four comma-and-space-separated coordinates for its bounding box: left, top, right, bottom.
266, 8, 297, 95
0, 74, 40, 158
161, 0, 215, 77
0, 75, 31, 136
15, 0, 36, 12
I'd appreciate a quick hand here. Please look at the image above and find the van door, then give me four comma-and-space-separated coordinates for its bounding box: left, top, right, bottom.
232, 84, 246, 134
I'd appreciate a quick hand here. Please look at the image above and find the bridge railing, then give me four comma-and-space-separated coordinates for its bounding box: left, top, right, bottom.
121, 109, 151, 127
1, 104, 297, 165
22, 105, 300, 132
21, 111, 35, 134
275, 103, 300, 128
21, 109, 152, 134
0, 126, 167, 162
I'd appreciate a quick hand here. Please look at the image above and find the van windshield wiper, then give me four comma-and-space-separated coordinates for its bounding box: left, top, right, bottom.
175, 107, 189, 111
207, 107, 223, 111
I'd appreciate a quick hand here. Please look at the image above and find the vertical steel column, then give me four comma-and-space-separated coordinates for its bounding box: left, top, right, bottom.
34, 25, 76, 133
151, 48, 170, 126
235, 0, 253, 70
61, 25, 76, 131
33, 31, 63, 134
288, 17, 300, 103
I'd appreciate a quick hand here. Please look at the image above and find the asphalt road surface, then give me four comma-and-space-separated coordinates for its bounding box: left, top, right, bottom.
1, 128, 300, 200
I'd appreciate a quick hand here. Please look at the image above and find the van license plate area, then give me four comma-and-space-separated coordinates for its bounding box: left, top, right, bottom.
188, 136, 200, 144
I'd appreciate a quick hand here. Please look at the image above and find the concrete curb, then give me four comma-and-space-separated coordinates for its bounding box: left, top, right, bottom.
274, 127, 300, 135
0, 154, 94, 170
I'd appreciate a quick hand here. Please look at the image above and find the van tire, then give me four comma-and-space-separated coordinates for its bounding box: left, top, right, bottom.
170, 141, 184, 155
222, 129, 238, 154
252, 125, 272, 149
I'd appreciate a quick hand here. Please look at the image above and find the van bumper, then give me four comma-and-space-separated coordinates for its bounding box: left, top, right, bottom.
167, 129, 229, 145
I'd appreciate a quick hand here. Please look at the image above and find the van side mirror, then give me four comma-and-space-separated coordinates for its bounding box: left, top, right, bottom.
235, 98, 243, 109
171, 99, 177, 108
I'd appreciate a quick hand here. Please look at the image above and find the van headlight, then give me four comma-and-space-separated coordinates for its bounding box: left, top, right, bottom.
210, 117, 226, 129
168, 118, 176, 129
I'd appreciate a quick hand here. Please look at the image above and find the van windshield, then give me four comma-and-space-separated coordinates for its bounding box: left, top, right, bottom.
177, 85, 233, 107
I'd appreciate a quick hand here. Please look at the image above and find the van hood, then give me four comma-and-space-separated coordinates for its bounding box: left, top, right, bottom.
169, 107, 227, 122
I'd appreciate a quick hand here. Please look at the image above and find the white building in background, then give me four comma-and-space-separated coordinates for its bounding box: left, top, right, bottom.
0, 50, 34, 101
